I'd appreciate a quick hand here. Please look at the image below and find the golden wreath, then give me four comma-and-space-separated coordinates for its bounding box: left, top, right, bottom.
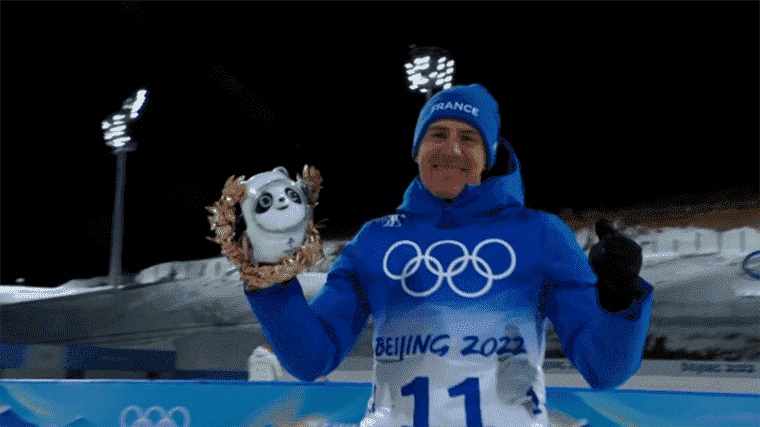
204, 164, 327, 292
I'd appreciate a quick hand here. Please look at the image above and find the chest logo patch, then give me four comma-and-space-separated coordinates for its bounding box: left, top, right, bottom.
380, 214, 406, 227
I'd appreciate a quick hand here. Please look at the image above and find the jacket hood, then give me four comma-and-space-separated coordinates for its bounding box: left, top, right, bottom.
396, 137, 524, 228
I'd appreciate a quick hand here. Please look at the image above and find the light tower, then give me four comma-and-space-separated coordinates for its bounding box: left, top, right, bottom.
405, 45, 455, 100
101, 89, 148, 289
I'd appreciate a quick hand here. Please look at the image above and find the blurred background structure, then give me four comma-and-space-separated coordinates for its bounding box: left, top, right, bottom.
2, 194, 758, 383
1, 2, 757, 391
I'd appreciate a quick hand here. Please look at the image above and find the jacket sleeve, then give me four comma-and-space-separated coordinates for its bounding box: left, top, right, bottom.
539, 213, 654, 390
244, 225, 372, 381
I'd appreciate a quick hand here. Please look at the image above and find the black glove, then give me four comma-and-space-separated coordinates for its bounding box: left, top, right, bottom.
588, 218, 645, 313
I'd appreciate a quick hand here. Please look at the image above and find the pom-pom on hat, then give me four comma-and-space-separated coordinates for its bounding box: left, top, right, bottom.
412, 83, 501, 172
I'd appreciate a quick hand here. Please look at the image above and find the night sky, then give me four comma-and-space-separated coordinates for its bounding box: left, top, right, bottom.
1, 2, 757, 287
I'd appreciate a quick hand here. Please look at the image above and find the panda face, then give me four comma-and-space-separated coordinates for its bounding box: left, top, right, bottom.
251, 180, 307, 232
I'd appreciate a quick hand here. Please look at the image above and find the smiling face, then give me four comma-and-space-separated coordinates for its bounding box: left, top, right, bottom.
415, 118, 487, 201
249, 180, 307, 232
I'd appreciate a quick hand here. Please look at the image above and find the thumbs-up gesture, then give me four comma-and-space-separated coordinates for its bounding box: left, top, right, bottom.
588, 218, 645, 312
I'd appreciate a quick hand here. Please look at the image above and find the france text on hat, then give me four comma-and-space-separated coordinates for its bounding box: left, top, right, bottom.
430, 101, 479, 117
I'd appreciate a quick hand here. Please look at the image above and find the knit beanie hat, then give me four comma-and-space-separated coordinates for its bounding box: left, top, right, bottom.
412, 84, 501, 172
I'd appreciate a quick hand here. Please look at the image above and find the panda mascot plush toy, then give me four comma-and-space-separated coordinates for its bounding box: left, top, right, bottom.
240, 166, 311, 264
205, 165, 327, 291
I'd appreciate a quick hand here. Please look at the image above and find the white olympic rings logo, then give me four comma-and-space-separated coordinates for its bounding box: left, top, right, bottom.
120, 405, 191, 427
383, 239, 516, 298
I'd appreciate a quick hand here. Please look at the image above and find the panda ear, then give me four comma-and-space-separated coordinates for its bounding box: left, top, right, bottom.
274, 166, 289, 178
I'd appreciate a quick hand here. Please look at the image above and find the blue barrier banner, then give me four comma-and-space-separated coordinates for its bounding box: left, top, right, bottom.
0, 380, 371, 427
0, 380, 758, 427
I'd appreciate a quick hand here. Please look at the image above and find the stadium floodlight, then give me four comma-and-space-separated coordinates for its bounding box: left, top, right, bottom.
124, 89, 148, 119
103, 89, 148, 151
102, 88, 149, 290
405, 45, 455, 100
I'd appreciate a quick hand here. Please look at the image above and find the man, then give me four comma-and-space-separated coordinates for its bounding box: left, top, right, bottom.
244, 84, 653, 426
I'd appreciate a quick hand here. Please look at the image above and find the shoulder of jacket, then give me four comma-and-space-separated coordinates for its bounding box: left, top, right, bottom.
370, 212, 412, 229
336, 214, 412, 246
487, 206, 546, 224
531, 209, 569, 228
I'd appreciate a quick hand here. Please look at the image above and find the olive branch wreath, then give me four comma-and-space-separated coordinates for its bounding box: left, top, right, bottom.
205, 165, 327, 292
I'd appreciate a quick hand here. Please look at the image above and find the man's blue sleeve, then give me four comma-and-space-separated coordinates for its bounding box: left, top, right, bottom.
244, 226, 371, 381
540, 213, 654, 390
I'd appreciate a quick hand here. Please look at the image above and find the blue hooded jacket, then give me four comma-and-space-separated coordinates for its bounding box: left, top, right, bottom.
244, 137, 654, 426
